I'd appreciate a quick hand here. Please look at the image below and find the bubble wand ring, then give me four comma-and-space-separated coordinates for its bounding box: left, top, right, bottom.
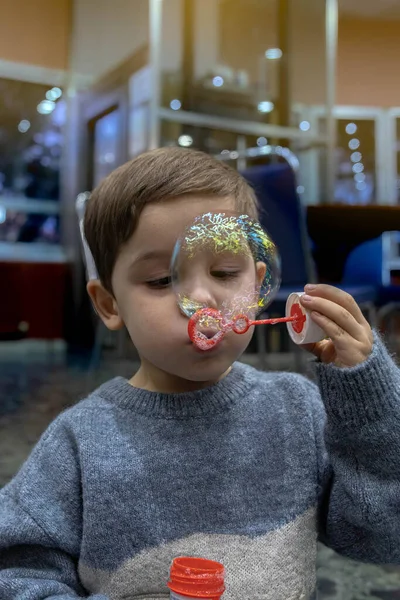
189, 304, 307, 351
188, 308, 229, 352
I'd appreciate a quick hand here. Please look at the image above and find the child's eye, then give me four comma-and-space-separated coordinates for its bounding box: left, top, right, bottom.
146, 276, 172, 289
211, 271, 240, 280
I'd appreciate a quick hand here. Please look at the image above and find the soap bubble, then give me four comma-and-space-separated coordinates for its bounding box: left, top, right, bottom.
171, 212, 281, 323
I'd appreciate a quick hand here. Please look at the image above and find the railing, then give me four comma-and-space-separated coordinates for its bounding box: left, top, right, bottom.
213, 143, 300, 172
0, 196, 60, 215
158, 107, 327, 145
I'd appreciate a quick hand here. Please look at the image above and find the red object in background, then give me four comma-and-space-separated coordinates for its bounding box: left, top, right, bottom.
0, 261, 69, 339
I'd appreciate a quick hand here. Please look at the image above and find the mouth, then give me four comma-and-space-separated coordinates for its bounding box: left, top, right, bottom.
191, 329, 225, 352
198, 327, 223, 339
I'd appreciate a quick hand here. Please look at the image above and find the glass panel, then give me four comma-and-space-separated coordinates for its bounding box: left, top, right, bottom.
158, 0, 329, 202
315, 116, 376, 205
335, 118, 376, 205
92, 110, 121, 187
0, 211, 60, 244
161, 121, 238, 155
160, 0, 328, 128
161, 0, 276, 120
0, 78, 64, 204
0, 78, 64, 251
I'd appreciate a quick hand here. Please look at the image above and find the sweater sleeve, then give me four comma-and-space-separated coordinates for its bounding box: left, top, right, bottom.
0, 415, 109, 600
311, 331, 400, 563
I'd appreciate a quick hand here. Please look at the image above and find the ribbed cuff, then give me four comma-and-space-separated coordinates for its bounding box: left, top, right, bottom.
315, 331, 400, 427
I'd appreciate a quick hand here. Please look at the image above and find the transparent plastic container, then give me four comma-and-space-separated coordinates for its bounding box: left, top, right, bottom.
168, 557, 225, 599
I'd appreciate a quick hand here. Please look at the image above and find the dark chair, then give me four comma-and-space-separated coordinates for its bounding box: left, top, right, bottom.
242, 163, 316, 300
342, 234, 400, 345
242, 163, 378, 368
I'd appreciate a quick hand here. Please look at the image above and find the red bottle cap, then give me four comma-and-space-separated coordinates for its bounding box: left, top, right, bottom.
168, 557, 226, 599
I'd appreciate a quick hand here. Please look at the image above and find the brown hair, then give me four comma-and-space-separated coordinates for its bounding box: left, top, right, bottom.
84, 147, 258, 292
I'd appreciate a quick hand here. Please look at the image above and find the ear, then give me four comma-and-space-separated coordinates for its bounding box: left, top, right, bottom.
86, 280, 124, 331
256, 261, 267, 286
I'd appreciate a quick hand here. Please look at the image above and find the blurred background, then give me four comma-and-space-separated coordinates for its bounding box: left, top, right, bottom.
1, 1, 400, 597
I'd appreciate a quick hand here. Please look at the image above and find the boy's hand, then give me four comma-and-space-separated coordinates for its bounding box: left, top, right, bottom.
299, 284, 373, 368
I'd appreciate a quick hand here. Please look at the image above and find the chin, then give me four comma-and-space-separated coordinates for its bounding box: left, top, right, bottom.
181, 352, 243, 383
184, 368, 231, 384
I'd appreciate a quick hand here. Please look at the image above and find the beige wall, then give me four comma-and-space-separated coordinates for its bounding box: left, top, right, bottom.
281, 8, 400, 109
337, 16, 400, 107
70, 0, 148, 81
0, 0, 71, 70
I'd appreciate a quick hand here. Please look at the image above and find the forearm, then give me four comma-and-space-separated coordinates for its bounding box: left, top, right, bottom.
0, 492, 108, 600
317, 331, 400, 429
315, 332, 400, 561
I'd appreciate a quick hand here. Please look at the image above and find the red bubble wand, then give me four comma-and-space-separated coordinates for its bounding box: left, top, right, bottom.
189, 304, 307, 352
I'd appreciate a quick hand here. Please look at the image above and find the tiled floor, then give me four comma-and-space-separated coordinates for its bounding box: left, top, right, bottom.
1, 340, 400, 599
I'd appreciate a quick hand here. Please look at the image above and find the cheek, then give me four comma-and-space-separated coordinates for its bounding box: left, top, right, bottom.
238, 328, 254, 347
227, 326, 254, 353
122, 291, 182, 337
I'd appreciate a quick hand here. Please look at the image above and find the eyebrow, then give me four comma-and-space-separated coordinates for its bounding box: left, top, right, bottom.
130, 250, 171, 266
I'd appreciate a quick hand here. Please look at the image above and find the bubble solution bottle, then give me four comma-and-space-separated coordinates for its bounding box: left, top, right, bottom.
167, 557, 226, 600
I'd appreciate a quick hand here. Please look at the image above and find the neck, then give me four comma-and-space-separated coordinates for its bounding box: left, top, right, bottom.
130, 359, 231, 394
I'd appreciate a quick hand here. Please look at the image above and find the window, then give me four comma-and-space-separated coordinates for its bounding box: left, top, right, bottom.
0, 78, 64, 245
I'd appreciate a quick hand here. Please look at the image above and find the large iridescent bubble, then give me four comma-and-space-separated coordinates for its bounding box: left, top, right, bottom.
171, 212, 281, 324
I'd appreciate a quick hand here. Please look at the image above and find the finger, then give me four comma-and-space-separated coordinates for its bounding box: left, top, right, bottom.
309, 310, 358, 347
301, 339, 334, 361
304, 284, 367, 326
301, 341, 321, 357
301, 295, 363, 339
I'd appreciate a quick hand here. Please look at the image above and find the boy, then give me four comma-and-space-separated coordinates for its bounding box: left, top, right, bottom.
0, 147, 400, 600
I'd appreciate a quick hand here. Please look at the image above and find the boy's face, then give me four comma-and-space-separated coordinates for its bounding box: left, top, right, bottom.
94, 196, 261, 385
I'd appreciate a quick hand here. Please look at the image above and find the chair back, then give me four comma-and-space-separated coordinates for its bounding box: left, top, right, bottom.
342, 236, 384, 285
242, 162, 315, 287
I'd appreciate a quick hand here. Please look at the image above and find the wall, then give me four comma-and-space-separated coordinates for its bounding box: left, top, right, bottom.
0, 0, 71, 70
70, 0, 148, 81
337, 16, 400, 107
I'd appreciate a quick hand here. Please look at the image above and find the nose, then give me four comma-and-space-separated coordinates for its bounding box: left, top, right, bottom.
181, 272, 219, 310
189, 282, 218, 310
177, 285, 218, 319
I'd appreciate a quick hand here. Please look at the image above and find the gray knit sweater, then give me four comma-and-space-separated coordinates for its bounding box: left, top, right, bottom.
1, 334, 400, 600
